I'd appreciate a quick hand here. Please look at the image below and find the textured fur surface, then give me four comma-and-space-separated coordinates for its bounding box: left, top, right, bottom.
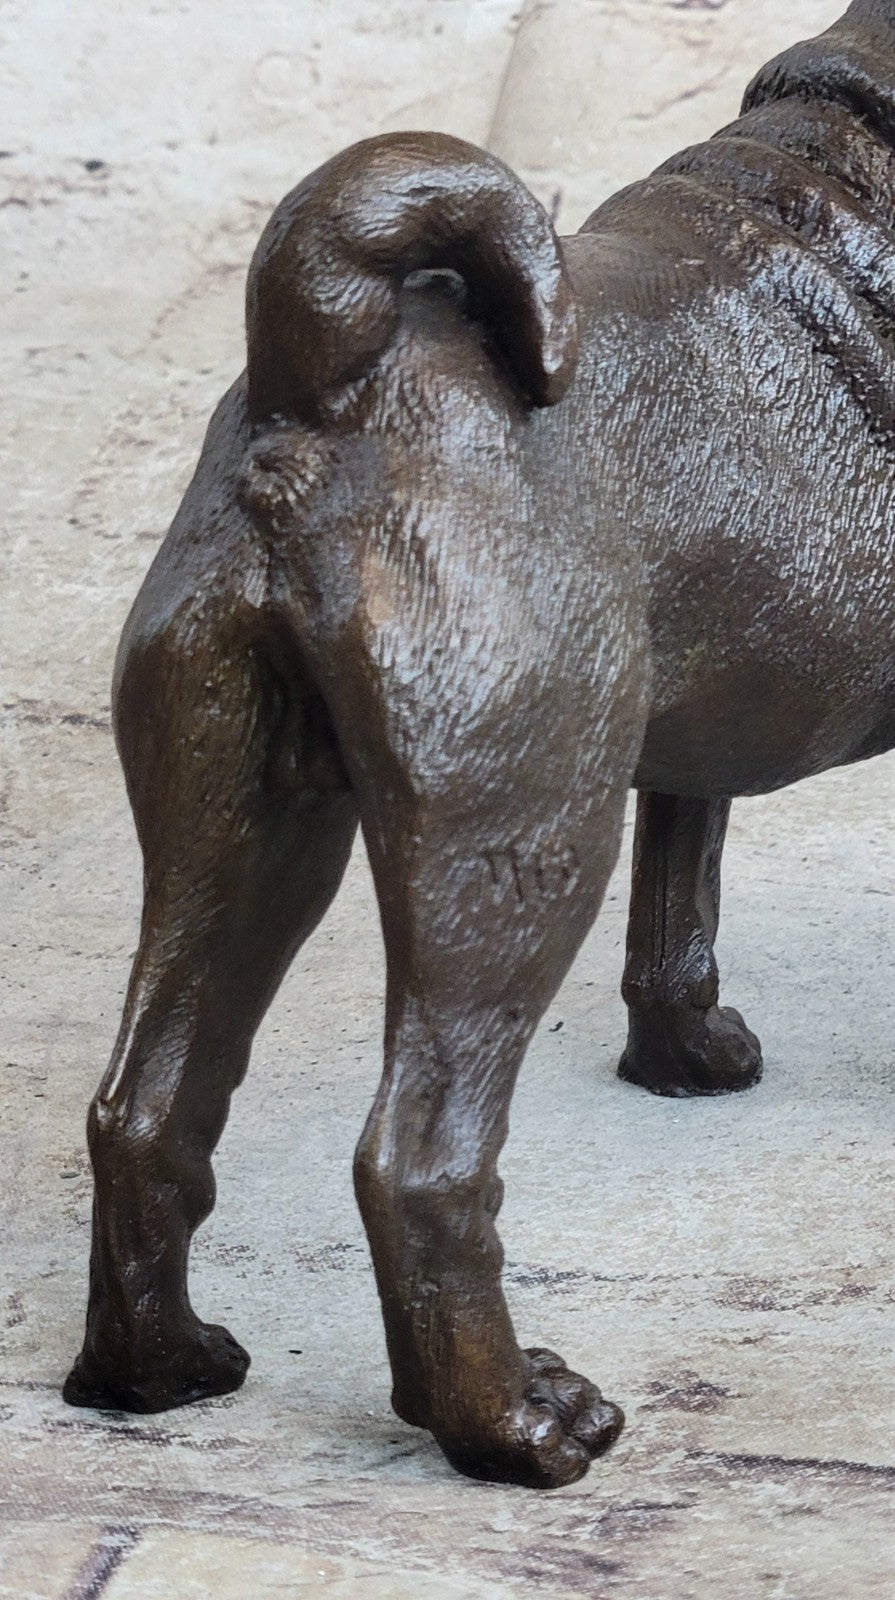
65, 2, 894, 1487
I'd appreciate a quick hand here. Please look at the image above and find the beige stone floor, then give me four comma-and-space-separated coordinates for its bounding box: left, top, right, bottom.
2, 1, 893, 1596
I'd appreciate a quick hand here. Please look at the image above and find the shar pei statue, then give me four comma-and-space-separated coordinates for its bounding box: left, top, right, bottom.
65, 0, 895, 1487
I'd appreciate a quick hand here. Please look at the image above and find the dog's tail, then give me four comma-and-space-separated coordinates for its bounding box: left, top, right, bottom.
245, 132, 578, 425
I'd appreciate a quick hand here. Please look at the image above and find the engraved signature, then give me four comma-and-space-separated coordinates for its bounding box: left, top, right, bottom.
481, 841, 581, 907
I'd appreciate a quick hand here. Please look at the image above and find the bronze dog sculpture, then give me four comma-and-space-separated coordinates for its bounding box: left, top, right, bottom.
65, 1, 895, 1487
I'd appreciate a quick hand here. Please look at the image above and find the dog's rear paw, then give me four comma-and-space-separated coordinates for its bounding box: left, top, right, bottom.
619, 1002, 763, 1097
438, 1348, 624, 1489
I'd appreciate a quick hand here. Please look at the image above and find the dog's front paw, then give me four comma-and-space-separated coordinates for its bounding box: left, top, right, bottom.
63, 1321, 250, 1414
619, 1001, 763, 1097
438, 1348, 624, 1489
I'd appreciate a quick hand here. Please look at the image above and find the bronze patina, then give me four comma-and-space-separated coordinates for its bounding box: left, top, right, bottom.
65, 2, 895, 1487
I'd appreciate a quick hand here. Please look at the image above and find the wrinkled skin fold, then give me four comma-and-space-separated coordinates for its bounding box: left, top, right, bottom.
65, 0, 895, 1488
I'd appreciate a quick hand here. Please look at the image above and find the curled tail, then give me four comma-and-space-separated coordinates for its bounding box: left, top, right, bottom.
246, 132, 578, 425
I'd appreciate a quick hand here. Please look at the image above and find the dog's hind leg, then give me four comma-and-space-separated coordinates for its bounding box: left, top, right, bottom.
352, 769, 634, 1488
64, 597, 357, 1413
618, 791, 762, 1097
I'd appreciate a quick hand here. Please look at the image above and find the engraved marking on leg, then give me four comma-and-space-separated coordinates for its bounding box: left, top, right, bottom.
479, 842, 582, 908
508, 845, 527, 905
484, 850, 502, 888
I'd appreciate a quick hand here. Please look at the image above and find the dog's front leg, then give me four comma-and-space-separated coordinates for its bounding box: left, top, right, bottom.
619, 791, 762, 1097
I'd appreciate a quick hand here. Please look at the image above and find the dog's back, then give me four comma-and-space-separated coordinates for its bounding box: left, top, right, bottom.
581, 1, 895, 445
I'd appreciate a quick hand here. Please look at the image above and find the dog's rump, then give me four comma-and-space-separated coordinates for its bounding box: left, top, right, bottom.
582, 0, 895, 443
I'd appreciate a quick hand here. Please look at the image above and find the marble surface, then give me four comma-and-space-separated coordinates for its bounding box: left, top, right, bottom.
2, 2, 893, 1596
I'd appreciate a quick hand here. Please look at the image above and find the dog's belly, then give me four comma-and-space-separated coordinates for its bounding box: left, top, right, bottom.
635, 670, 895, 798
